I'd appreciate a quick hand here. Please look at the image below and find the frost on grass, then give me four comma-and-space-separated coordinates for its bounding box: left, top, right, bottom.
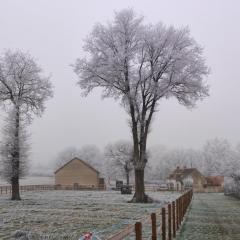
176, 193, 240, 240
0, 190, 179, 240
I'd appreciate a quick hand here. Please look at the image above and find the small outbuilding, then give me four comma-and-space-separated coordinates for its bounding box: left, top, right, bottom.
167, 166, 224, 193
167, 166, 207, 192
55, 157, 103, 189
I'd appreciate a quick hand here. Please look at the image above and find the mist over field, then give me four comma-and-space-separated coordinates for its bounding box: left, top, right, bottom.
0, 0, 240, 172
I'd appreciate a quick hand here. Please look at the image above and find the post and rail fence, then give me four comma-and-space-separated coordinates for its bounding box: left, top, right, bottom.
0, 184, 187, 195
0, 184, 108, 195
106, 189, 193, 240
0, 184, 56, 195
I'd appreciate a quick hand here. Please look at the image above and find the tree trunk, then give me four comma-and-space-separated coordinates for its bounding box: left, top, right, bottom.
126, 171, 130, 186
11, 107, 21, 200
130, 168, 153, 203
134, 169, 146, 202
11, 176, 20, 200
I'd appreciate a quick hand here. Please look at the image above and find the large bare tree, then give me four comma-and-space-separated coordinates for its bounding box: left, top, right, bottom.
73, 9, 209, 202
0, 50, 53, 200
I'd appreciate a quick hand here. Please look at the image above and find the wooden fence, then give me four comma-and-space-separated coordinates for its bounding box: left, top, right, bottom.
0, 185, 56, 195
106, 189, 193, 240
0, 184, 180, 195
0, 184, 108, 195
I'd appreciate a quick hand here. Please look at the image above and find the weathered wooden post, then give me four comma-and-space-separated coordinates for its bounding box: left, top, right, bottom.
173, 201, 176, 238
181, 196, 184, 221
162, 207, 166, 240
168, 204, 172, 240
151, 213, 157, 240
183, 195, 186, 216
179, 197, 182, 225
135, 222, 142, 240
183, 195, 185, 218
179, 197, 182, 224
176, 199, 179, 230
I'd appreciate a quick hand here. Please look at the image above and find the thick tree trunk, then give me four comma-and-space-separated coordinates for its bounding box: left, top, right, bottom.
11, 177, 20, 200
134, 169, 146, 202
11, 107, 21, 200
130, 168, 153, 203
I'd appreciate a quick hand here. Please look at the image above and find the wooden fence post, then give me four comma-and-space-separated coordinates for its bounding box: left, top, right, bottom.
176, 199, 179, 230
151, 213, 157, 240
177, 198, 180, 226
135, 222, 142, 240
179, 197, 181, 225
168, 204, 172, 240
183, 195, 186, 216
173, 201, 176, 238
181, 196, 184, 222
162, 207, 166, 240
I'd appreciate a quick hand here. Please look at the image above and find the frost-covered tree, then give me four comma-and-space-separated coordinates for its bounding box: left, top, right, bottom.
73, 9, 209, 202
220, 142, 240, 197
149, 146, 203, 180
55, 147, 79, 169
79, 145, 103, 171
0, 109, 30, 183
202, 138, 236, 176
0, 50, 53, 200
105, 141, 133, 185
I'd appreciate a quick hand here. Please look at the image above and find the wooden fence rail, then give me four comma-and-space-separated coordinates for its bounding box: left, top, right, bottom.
0, 185, 56, 195
106, 189, 193, 240
0, 184, 108, 195
0, 184, 182, 195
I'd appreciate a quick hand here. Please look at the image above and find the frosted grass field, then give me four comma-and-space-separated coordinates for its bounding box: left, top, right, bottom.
176, 193, 240, 240
0, 190, 180, 240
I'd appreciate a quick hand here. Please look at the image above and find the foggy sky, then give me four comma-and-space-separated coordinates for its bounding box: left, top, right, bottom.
0, 0, 240, 168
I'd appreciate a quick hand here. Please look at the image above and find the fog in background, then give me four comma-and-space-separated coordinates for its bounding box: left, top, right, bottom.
0, 0, 239, 171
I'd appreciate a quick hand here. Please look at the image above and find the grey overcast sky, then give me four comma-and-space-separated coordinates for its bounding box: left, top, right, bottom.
0, 0, 240, 168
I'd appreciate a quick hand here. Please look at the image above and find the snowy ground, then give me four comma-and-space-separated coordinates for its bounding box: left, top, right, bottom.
177, 193, 240, 240
0, 190, 179, 240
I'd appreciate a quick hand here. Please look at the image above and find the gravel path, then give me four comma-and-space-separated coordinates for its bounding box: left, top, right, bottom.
177, 193, 240, 240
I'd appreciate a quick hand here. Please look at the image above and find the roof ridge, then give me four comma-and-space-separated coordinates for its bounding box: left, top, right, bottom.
54, 157, 99, 174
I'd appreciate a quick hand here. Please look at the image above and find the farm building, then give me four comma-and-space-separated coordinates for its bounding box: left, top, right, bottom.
167, 166, 224, 193
55, 157, 104, 189
167, 167, 207, 192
